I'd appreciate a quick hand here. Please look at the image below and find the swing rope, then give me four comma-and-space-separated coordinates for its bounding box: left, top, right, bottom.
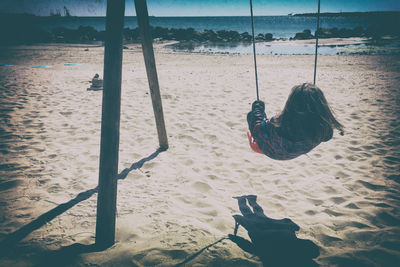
249, 0, 260, 101
313, 0, 321, 85
249, 0, 322, 97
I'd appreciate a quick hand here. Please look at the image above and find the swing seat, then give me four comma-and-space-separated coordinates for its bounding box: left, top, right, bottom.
247, 130, 263, 154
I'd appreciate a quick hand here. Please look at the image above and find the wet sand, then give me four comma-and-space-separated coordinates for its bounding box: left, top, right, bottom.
0, 44, 399, 266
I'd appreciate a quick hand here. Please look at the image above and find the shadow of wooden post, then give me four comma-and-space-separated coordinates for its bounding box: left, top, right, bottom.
95, 0, 125, 249
0, 149, 164, 255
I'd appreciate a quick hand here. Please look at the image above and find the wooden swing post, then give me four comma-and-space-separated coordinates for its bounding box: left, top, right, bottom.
95, 0, 168, 248
134, 0, 169, 150
95, 0, 125, 248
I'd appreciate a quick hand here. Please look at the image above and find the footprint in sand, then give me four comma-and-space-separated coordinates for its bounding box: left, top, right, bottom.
184, 159, 194, 166
192, 181, 212, 193
324, 209, 345, 217
306, 198, 324, 207
335, 170, 350, 178
345, 203, 360, 209
317, 234, 343, 246
330, 197, 346, 204
305, 210, 317, 215
357, 180, 386, 191
59, 111, 73, 117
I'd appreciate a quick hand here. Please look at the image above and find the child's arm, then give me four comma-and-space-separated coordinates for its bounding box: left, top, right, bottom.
247, 100, 267, 135
247, 101, 280, 159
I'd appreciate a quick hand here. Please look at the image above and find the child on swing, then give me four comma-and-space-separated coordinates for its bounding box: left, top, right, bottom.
247, 83, 343, 160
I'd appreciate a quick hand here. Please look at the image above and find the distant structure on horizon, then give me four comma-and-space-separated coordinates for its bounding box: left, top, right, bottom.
50, 6, 72, 17
293, 10, 400, 17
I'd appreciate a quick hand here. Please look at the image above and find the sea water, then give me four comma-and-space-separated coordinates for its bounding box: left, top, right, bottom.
35, 15, 396, 38
30, 15, 399, 55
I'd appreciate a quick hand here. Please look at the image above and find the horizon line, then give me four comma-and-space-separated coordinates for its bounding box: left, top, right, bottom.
1, 10, 399, 18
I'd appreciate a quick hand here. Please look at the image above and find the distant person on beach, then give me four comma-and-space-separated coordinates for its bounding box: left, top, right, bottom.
91, 74, 103, 87
88, 73, 103, 90
247, 83, 343, 160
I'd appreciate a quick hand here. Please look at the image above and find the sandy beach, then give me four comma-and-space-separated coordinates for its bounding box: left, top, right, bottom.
0, 43, 399, 266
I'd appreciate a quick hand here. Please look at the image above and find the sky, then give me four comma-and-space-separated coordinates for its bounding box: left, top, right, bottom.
0, 0, 399, 16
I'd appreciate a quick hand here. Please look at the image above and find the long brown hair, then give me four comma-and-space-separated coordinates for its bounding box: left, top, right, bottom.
274, 83, 343, 143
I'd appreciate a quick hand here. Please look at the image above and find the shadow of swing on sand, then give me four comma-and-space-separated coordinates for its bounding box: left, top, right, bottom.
171, 195, 320, 267
228, 195, 319, 267
0, 148, 165, 256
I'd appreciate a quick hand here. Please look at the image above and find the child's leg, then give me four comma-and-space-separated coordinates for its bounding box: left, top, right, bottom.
233, 196, 253, 216
247, 131, 263, 154
246, 195, 266, 217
